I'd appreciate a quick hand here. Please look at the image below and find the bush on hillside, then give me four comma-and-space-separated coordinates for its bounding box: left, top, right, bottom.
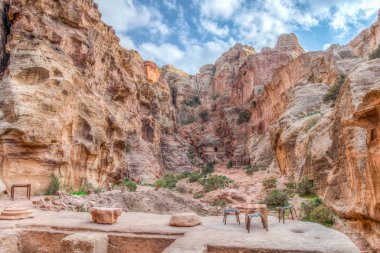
122, 179, 137, 192
198, 110, 209, 122
46, 175, 60, 195
184, 96, 201, 107
201, 162, 215, 175
237, 109, 251, 124
296, 177, 315, 197
323, 73, 346, 103
262, 177, 277, 188
262, 189, 289, 207
369, 44, 380, 60
301, 198, 335, 226
200, 175, 232, 192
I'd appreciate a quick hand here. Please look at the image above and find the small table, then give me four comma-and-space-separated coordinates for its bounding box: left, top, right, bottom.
11, 184, 31, 200
236, 204, 268, 228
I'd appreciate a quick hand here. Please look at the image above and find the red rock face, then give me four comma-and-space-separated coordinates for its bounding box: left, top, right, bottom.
144, 61, 161, 83
0, 0, 181, 192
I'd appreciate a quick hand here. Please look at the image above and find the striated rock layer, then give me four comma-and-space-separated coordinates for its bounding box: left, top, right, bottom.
0, 0, 189, 193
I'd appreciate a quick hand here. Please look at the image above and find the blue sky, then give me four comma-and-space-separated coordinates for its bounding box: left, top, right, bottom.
95, 0, 379, 74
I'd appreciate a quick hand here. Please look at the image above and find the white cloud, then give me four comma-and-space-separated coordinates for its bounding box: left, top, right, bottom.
200, 19, 229, 37
95, 0, 170, 36
138, 39, 234, 74
199, 0, 244, 19
322, 43, 331, 51
119, 34, 136, 49
329, 1, 378, 31
163, 0, 177, 10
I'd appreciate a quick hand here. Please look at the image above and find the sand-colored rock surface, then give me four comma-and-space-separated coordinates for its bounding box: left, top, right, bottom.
61, 232, 108, 253
90, 207, 122, 224
169, 213, 201, 227
0, 211, 360, 253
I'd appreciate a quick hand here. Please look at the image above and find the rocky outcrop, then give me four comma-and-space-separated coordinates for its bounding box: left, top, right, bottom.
230, 33, 304, 106
0, 0, 177, 193
212, 43, 255, 96
348, 12, 380, 57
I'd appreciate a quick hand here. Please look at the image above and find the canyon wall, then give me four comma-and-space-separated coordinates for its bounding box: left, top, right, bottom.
0, 0, 189, 193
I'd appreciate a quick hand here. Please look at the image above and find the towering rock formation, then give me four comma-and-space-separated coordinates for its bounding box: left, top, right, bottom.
0, 0, 181, 193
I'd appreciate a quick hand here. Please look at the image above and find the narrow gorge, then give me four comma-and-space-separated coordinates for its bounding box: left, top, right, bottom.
0, 0, 379, 252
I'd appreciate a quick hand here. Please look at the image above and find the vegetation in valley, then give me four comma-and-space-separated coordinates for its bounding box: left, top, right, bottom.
184, 96, 201, 107
199, 174, 233, 192
122, 179, 137, 192
198, 109, 209, 122
262, 177, 277, 189
323, 73, 346, 103
212, 199, 227, 207
45, 175, 60, 195
237, 109, 251, 124
296, 177, 315, 197
262, 189, 289, 207
369, 44, 380, 60
301, 197, 335, 227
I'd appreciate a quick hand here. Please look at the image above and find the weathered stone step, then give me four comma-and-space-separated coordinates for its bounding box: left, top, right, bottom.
0, 208, 34, 220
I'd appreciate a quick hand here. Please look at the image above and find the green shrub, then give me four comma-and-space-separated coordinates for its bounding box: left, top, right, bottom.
301, 198, 335, 226
245, 166, 254, 175
188, 172, 202, 183
79, 180, 94, 193
285, 181, 296, 190
175, 171, 192, 180
184, 96, 201, 107
309, 206, 335, 226
154, 179, 166, 190
262, 178, 277, 188
297, 177, 315, 197
369, 44, 380, 60
262, 189, 289, 207
201, 162, 214, 175
162, 174, 177, 189
323, 73, 346, 103
237, 109, 251, 124
122, 179, 137, 192
198, 110, 209, 122
175, 184, 188, 194
212, 199, 226, 207
46, 175, 60, 195
301, 198, 322, 218
251, 100, 257, 108
93, 187, 102, 194
201, 175, 232, 192
227, 160, 233, 169
193, 191, 204, 199
181, 115, 195, 125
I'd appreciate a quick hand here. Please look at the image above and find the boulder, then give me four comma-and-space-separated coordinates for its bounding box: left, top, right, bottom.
90, 207, 122, 224
61, 233, 108, 253
169, 213, 201, 227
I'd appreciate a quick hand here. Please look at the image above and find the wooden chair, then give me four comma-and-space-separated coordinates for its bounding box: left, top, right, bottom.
246, 211, 268, 232
223, 208, 240, 225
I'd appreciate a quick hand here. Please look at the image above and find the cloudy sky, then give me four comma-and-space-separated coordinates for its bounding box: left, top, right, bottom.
95, 0, 379, 74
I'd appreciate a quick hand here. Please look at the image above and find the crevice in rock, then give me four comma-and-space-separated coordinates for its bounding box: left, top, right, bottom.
0, 3, 11, 77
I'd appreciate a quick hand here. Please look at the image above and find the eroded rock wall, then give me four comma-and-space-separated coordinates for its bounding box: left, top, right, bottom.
0, 0, 178, 193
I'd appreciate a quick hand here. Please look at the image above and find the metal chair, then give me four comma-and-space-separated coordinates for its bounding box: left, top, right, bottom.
223, 208, 240, 225
278, 205, 299, 223
246, 211, 268, 232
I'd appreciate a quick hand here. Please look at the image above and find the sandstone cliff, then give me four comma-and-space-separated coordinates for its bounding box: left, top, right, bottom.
0, 0, 183, 193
